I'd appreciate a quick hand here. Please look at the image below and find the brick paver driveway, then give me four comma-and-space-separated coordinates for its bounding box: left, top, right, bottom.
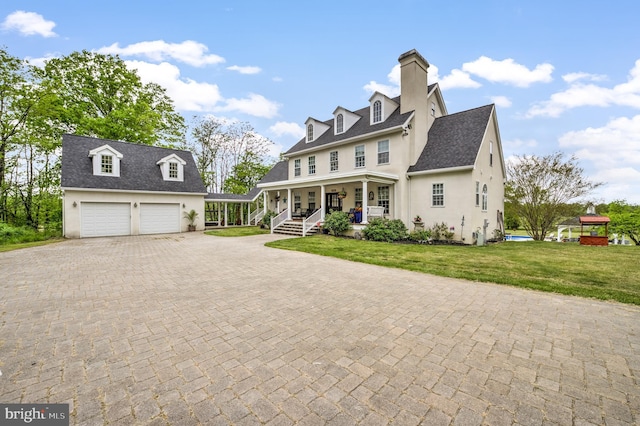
1, 233, 639, 425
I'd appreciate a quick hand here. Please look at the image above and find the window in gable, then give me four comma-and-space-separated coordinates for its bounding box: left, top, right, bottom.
336, 114, 344, 133
431, 102, 436, 116
294, 159, 301, 177
307, 124, 314, 142
169, 162, 179, 179
355, 145, 365, 168
101, 155, 113, 174
308, 156, 316, 175
377, 140, 389, 164
373, 100, 382, 123
432, 183, 444, 207
330, 151, 339, 172
482, 184, 488, 211
490, 141, 493, 167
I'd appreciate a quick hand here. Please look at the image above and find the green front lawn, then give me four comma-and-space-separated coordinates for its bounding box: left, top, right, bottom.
205, 226, 270, 237
266, 236, 640, 305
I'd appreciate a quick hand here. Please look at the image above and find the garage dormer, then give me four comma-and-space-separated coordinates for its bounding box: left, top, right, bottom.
157, 154, 186, 182
305, 117, 330, 143
369, 92, 399, 125
88, 144, 123, 177
333, 107, 360, 135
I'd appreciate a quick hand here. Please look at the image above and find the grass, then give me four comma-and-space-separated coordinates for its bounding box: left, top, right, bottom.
205, 226, 270, 237
265, 235, 640, 305
0, 238, 64, 252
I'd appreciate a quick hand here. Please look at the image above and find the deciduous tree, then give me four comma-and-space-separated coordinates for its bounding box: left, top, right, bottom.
606, 200, 640, 245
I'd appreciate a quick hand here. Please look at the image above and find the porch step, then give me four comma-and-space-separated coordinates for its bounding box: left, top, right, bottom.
272, 220, 318, 236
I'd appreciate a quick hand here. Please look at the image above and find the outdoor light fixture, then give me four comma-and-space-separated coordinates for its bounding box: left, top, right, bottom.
134, 202, 138, 208
73, 201, 77, 207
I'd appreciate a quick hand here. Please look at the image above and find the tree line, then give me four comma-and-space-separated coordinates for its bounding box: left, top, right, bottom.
1, 47, 273, 234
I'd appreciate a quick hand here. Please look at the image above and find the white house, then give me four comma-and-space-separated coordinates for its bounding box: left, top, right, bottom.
61, 134, 207, 238
257, 49, 506, 242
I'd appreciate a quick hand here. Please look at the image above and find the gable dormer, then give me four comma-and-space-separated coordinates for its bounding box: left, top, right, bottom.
304, 117, 330, 143
332, 107, 360, 135
88, 144, 123, 177
369, 92, 399, 125
156, 154, 186, 182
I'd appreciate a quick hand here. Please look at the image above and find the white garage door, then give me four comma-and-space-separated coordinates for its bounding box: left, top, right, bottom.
140, 203, 180, 235
81, 202, 131, 238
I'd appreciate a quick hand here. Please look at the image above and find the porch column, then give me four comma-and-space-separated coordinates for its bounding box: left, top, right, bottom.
287, 188, 292, 220
247, 203, 251, 225
224, 202, 228, 227
361, 180, 369, 224
217, 202, 221, 226
263, 191, 268, 214
320, 185, 326, 220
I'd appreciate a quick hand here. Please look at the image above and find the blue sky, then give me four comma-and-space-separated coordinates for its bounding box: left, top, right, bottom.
2, 0, 640, 203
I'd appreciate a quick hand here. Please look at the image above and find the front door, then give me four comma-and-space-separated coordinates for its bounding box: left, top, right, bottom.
326, 193, 342, 213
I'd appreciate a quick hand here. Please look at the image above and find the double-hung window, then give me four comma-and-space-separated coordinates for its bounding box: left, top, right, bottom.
294, 159, 301, 177
482, 184, 488, 211
432, 183, 444, 207
101, 155, 113, 174
475, 181, 480, 206
308, 192, 316, 210
294, 192, 301, 211
308, 156, 316, 175
355, 145, 365, 168
377, 140, 389, 164
378, 186, 389, 214
330, 151, 339, 172
169, 162, 178, 179
355, 188, 363, 207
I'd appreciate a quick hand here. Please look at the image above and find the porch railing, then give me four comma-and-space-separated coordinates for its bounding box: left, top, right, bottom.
302, 208, 323, 237
249, 209, 265, 225
271, 209, 289, 233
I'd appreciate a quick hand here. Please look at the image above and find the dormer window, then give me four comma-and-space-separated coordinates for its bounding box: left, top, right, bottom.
336, 114, 344, 133
157, 154, 186, 182
373, 100, 382, 123
307, 124, 314, 142
89, 144, 123, 177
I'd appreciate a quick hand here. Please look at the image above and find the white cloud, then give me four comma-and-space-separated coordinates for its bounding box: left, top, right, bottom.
527, 60, 640, 118
98, 40, 225, 67
1, 11, 57, 37
217, 93, 280, 119
25, 53, 58, 68
269, 121, 304, 138
438, 69, 481, 90
126, 60, 223, 111
227, 65, 261, 75
272, 76, 283, 83
462, 56, 554, 87
506, 138, 538, 150
559, 115, 640, 203
490, 96, 512, 108
562, 72, 607, 83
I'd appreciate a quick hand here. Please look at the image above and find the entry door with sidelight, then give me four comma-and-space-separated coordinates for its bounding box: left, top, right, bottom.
325, 193, 342, 213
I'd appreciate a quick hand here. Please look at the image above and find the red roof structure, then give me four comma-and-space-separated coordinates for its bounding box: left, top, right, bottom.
579, 215, 610, 246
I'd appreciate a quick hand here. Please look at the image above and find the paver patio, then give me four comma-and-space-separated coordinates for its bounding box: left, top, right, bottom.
0, 232, 638, 425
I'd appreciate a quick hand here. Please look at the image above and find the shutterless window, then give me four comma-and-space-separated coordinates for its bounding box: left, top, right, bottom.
294, 192, 301, 211
308, 156, 316, 175
475, 181, 480, 206
432, 183, 444, 207
378, 186, 389, 214
169, 162, 178, 179
355, 145, 365, 168
355, 188, 363, 207
294, 159, 301, 177
307, 124, 314, 141
431, 102, 436, 116
101, 155, 113, 174
330, 151, 339, 172
336, 114, 344, 133
377, 140, 389, 164
373, 100, 382, 123
308, 191, 316, 210
482, 184, 488, 211
490, 142, 493, 167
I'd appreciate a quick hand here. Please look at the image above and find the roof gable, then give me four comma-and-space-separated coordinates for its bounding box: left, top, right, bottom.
61, 134, 207, 193
408, 104, 494, 173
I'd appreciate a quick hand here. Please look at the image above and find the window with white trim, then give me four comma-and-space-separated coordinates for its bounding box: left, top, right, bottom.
432, 183, 444, 207
308, 191, 316, 210
308, 156, 316, 175
490, 142, 493, 167
307, 124, 314, 142
373, 100, 382, 123
482, 184, 488, 211
378, 186, 389, 214
355, 145, 365, 168
294, 192, 301, 211
294, 159, 301, 177
431, 102, 436, 116
475, 181, 480, 206
330, 151, 339, 172
377, 140, 389, 164
169, 162, 178, 179
336, 114, 344, 133
101, 155, 113, 174
355, 188, 363, 207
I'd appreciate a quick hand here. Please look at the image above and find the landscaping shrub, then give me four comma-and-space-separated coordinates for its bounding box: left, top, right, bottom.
408, 228, 432, 242
261, 210, 277, 229
430, 222, 454, 241
0, 222, 58, 245
323, 211, 352, 236
362, 218, 408, 242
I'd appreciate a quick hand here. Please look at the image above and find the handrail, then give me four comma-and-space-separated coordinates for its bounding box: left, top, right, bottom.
250, 209, 265, 225
302, 208, 323, 237
271, 209, 289, 233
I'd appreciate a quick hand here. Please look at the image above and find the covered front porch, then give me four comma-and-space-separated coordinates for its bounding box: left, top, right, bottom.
204, 188, 264, 228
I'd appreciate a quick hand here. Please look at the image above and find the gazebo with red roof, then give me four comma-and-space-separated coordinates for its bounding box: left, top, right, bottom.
579, 215, 610, 246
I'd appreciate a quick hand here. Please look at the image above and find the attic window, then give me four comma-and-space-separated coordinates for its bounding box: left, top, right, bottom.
307, 124, 314, 142
169, 162, 179, 179
101, 155, 113, 174
89, 144, 123, 177
336, 114, 344, 133
157, 154, 186, 182
431, 102, 436, 116
373, 100, 382, 123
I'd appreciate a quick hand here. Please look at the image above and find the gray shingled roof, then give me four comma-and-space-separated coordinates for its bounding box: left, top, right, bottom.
286, 96, 413, 155
257, 160, 288, 184
205, 187, 262, 201
61, 134, 207, 193
408, 104, 494, 173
